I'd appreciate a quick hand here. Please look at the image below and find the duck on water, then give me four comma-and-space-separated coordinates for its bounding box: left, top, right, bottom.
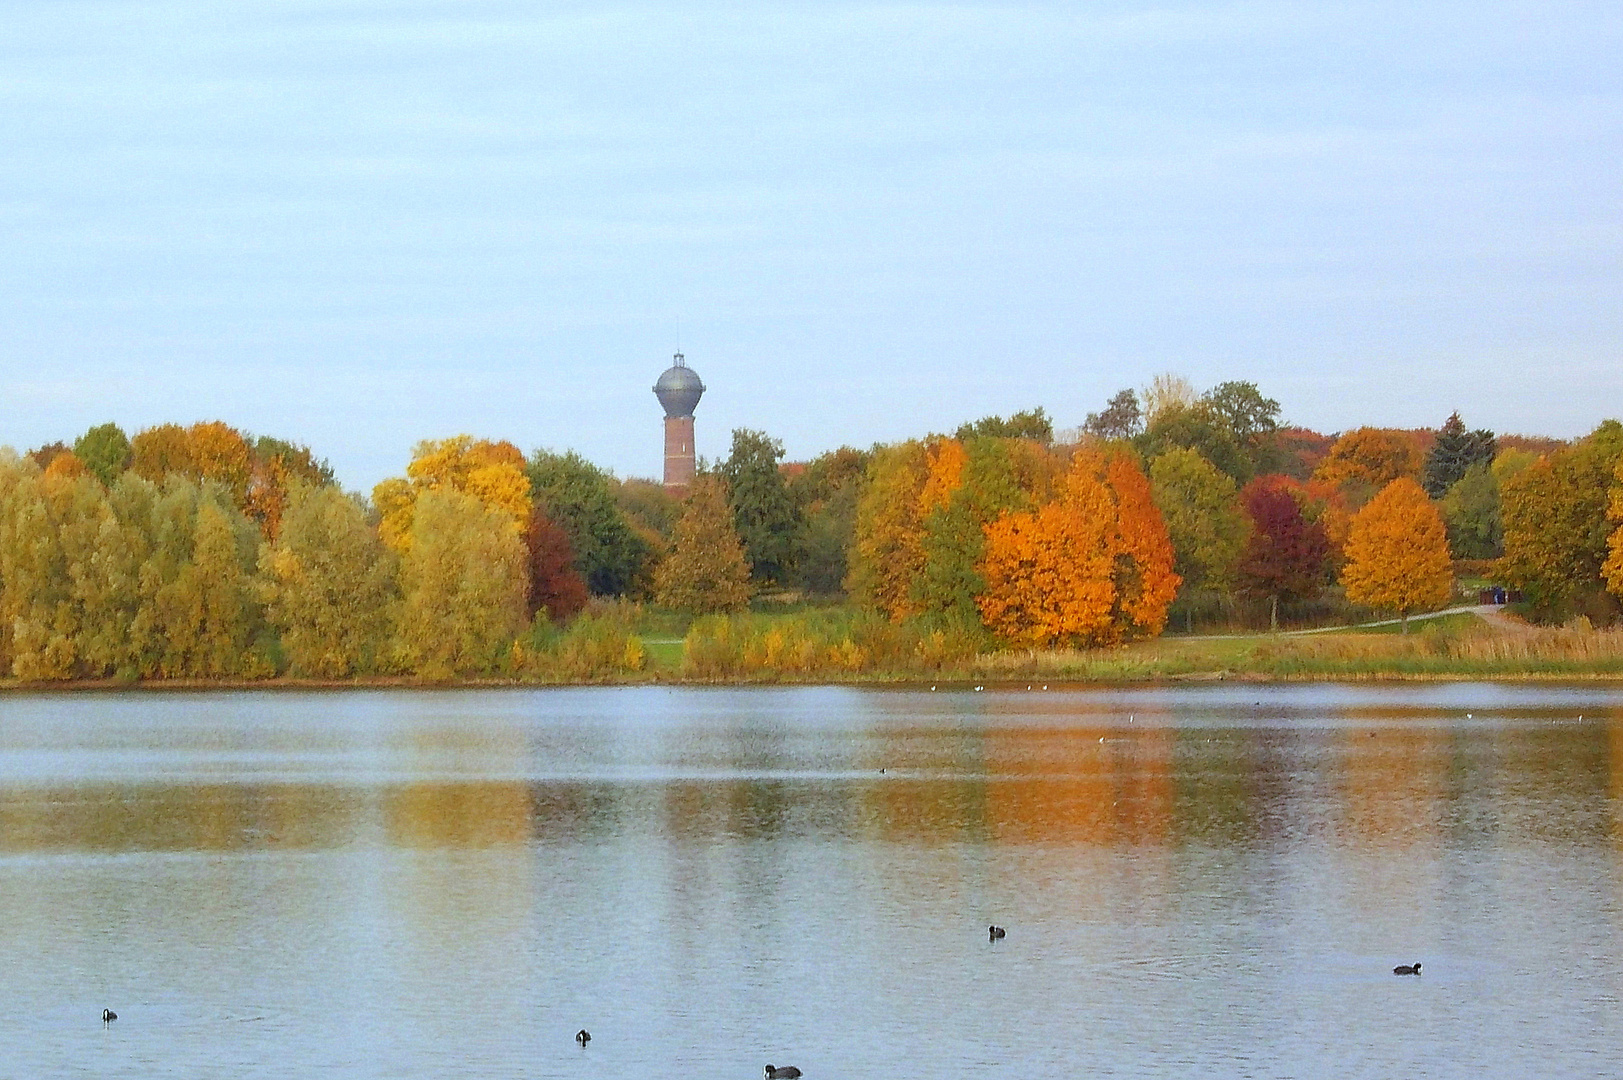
765, 1066, 802, 1078
1393, 962, 1422, 976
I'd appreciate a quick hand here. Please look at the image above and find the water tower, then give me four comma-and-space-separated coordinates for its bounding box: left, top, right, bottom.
653, 351, 705, 492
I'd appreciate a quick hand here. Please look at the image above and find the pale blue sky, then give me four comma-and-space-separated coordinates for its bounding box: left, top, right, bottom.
3, 1, 1619, 488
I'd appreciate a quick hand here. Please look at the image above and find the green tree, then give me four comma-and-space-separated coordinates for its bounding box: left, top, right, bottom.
1136, 404, 1251, 484
394, 488, 528, 678
260, 484, 396, 676
1083, 390, 1142, 440
1202, 380, 1282, 473
654, 475, 752, 614
526, 450, 652, 596
74, 423, 132, 486
1149, 447, 1250, 593
1441, 462, 1502, 559
1422, 412, 1496, 497
788, 446, 871, 596
955, 407, 1053, 443
718, 428, 800, 585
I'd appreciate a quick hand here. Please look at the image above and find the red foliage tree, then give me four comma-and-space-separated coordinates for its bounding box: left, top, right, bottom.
1237, 480, 1329, 627
525, 507, 589, 623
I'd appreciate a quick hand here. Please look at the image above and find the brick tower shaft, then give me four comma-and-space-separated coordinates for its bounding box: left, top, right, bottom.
664, 415, 696, 491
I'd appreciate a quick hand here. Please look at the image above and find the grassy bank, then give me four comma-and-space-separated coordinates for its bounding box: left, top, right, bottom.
6, 608, 1623, 690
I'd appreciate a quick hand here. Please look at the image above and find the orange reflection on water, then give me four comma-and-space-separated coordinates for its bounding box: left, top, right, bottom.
1335, 718, 1445, 850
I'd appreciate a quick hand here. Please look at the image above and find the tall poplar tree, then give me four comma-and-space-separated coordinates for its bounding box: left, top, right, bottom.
394, 488, 528, 678
261, 484, 396, 676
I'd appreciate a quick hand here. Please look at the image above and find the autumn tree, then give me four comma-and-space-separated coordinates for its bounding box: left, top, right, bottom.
1274, 427, 1336, 481
615, 478, 682, 544
73, 423, 132, 485
1236, 481, 1330, 630
1604, 456, 1623, 603
848, 440, 931, 619
246, 436, 335, 541
378, 436, 532, 551
1498, 421, 1623, 621
1340, 478, 1453, 631
259, 483, 396, 677
653, 475, 752, 614
130, 423, 196, 483
190, 498, 257, 676
719, 428, 800, 584
43, 452, 89, 483
914, 436, 1053, 625
524, 506, 589, 623
1422, 412, 1496, 497
1149, 447, 1249, 594
0, 462, 80, 678
1313, 428, 1424, 503
976, 448, 1178, 647
526, 449, 653, 596
393, 488, 529, 678
188, 421, 255, 508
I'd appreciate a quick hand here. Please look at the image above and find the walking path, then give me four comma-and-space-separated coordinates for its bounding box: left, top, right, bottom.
1175, 604, 1517, 641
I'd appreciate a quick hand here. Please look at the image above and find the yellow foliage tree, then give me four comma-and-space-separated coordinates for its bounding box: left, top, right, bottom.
848, 440, 931, 619
375, 436, 532, 552
1340, 477, 1452, 630
977, 448, 1179, 647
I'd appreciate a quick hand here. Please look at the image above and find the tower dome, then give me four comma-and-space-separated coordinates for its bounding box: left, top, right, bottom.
653, 352, 705, 418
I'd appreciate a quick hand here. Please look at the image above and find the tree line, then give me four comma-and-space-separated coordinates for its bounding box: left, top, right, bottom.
2, 388, 1622, 680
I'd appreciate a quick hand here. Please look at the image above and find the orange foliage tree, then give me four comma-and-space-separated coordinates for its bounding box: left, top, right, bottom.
1606, 457, 1623, 602
187, 421, 254, 506
129, 423, 196, 482
1340, 478, 1453, 630
976, 448, 1178, 647
1313, 428, 1424, 499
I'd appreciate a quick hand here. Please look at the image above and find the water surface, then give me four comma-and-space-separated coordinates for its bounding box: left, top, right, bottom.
3, 684, 1622, 1078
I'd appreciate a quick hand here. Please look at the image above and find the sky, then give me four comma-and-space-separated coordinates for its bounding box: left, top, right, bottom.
3, 1, 1619, 490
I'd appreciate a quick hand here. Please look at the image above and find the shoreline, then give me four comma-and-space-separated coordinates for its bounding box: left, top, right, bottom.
5, 669, 1623, 692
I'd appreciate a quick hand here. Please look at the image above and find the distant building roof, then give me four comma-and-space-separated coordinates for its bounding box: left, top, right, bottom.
654, 352, 705, 417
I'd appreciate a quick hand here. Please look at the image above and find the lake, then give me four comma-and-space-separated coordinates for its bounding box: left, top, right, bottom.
2, 684, 1621, 1078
